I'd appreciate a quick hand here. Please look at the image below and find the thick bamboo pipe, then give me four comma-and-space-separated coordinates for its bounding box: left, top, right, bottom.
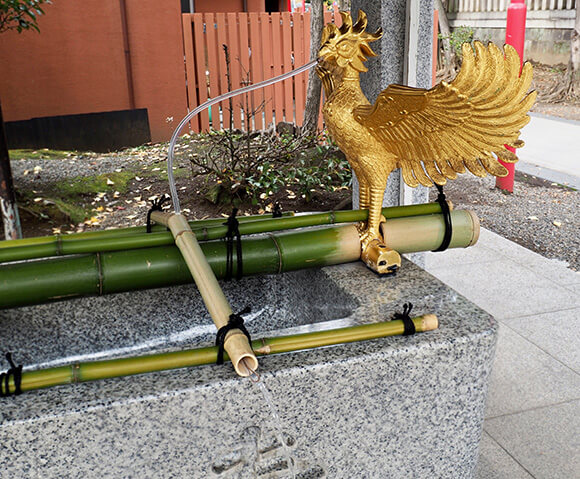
0, 203, 452, 264
3, 314, 438, 395
0, 211, 478, 310
149, 210, 257, 377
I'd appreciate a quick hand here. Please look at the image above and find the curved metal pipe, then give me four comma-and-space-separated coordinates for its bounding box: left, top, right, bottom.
167, 59, 319, 213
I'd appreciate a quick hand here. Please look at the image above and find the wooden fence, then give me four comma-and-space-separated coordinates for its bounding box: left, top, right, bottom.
182, 11, 341, 132
448, 0, 576, 13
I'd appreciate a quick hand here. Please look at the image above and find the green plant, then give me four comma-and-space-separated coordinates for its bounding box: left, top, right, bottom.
185, 129, 351, 205
0, 0, 51, 33
439, 25, 474, 60
284, 145, 351, 202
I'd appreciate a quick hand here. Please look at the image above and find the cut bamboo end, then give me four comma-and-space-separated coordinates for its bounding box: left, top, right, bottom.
225, 332, 258, 376
418, 314, 438, 332
465, 209, 480, 246
150, 210, 172, 227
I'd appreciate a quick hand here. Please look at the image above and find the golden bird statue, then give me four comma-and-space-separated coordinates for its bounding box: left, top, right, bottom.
317, 10, 536, 274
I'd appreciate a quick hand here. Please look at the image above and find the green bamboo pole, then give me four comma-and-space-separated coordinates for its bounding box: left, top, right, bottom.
0, 202, 449, 263
3, 313, 438, 395
0, 210, 478, 310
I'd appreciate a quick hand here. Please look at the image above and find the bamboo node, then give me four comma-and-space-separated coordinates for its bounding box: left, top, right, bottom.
71, 364, 82, 383
255, 345, 272, 355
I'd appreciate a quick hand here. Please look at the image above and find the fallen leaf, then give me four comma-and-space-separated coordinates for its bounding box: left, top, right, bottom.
553, 220, 562, 227
527, 216, 538, 221
33, 166, 42, 174
106, 178, 115, 185
84, 217, 100, 226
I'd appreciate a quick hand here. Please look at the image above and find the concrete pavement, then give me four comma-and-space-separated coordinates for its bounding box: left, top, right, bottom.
518, 113, 580, 189
413, 111, 580, 478
420, 111, 580, 477
421, 229, 580, 478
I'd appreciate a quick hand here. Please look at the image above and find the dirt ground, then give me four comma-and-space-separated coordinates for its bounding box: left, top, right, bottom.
529, 63, 580, 121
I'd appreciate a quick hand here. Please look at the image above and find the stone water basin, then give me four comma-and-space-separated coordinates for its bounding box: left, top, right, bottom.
0, 260, 497, 478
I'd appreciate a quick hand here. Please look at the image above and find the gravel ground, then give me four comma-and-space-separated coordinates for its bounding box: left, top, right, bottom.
430, 172, 579, 271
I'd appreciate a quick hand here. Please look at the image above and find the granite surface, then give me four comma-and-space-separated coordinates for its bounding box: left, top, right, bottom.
0, 259, 497, 478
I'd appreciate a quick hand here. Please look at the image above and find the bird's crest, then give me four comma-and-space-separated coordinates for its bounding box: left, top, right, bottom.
320, 10, 383, 72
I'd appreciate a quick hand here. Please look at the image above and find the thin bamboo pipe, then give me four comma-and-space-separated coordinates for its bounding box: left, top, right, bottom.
0, 202, 451, 263
149, 210, 258, 377
0, 210, 478, 310
4, 314, 438, 394
0, 211, 293, 261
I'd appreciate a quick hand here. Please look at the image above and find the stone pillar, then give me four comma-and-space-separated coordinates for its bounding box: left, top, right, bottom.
350, 0, 434, 208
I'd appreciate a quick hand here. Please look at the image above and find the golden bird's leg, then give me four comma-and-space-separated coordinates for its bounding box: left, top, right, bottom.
356, 179, 370, 235
360, 185, 401, 275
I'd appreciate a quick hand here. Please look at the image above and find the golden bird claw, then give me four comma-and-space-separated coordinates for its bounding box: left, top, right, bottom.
361, 239, 401, 276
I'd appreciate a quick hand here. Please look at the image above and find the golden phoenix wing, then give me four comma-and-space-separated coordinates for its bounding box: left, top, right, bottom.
353, 41, 537, 187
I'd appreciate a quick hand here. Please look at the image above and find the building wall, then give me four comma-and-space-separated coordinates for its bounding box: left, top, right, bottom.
0, 0, 188, 143
448, 9, 576, 65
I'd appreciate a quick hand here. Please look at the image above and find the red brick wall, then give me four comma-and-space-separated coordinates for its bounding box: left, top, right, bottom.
0, 0, 188, 143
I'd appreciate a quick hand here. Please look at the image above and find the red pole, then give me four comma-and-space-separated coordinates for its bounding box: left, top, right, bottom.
433, 9, 439, 87
496, 0, 527, 193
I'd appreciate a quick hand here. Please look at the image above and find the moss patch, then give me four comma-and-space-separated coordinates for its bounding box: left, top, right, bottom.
9, 148, 78, 160
17, 170, 139, 225
57, 171, 135, 196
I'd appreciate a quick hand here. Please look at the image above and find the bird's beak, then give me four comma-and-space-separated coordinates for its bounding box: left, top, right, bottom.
318, 44, 334, 63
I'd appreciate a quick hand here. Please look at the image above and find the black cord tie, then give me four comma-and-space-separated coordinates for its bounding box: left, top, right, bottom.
272, 203, 283, 218
432, 184, 453, 252
223, 208, 243, 280
0, 352, 23, 397
146, 195, 170, 233
215, 306, 252, 365
392, 302, 416, 336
